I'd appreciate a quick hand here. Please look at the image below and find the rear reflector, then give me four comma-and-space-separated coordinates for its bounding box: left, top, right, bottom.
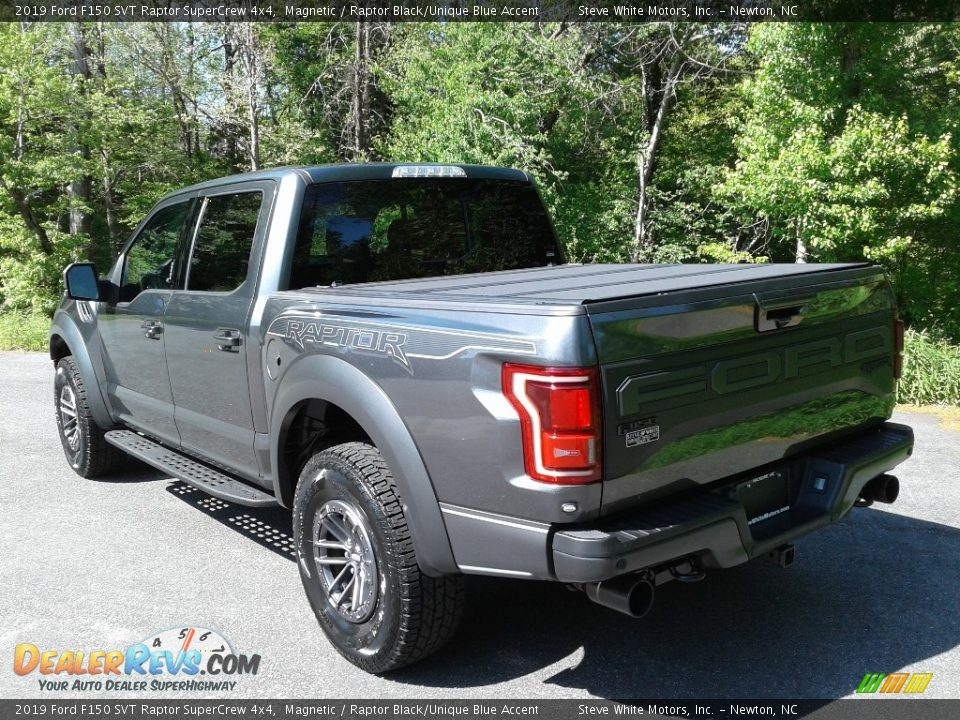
502, 364, 602, 484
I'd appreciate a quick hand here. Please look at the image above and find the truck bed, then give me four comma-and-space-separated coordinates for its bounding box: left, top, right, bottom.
287, 261, 897, 518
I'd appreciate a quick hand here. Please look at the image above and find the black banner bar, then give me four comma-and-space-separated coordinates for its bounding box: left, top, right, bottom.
2, 700, 959, 720
2, 0, 960, 24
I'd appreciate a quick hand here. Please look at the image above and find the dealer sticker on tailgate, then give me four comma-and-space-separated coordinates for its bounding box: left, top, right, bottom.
625, 424, 660, 447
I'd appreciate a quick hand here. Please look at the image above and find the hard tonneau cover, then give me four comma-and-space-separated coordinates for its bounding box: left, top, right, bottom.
292, 262, 875, 310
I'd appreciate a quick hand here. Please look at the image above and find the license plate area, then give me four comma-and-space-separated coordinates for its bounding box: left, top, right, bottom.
735, 468, 795, 539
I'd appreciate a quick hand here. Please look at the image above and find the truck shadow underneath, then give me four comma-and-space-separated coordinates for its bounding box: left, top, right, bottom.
397, 507, 960, 700
89, 459, 169, 484
163, 479, 958, 700
165, 481, 297, 560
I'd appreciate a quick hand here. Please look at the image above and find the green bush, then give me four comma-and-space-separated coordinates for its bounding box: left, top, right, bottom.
899, 329, 960, 406
0, 311, 49, 352
0, 220, 88, 316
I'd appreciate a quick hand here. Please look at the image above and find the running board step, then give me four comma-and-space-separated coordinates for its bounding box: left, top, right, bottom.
105, 430, 277, 508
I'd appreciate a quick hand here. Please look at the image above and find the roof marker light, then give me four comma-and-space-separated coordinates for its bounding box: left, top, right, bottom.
391, 165, 467, 178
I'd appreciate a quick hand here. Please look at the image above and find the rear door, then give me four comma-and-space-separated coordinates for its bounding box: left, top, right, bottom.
99, 196, 196, 446
162, 183, 273, 483
588, 268, 898, 515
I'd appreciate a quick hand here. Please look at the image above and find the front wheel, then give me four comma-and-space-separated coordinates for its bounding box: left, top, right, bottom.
54, 356, 125, 478
293, 442, 464, 673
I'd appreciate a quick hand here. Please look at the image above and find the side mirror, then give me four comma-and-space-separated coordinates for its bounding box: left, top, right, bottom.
63, 263, 100, 301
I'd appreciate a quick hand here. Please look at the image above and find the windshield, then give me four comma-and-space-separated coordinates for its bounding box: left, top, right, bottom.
287, 178, 562, 288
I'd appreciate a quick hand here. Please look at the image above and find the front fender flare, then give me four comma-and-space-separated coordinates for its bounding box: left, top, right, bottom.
49, 309, 113, 429
269, 354, 458, 576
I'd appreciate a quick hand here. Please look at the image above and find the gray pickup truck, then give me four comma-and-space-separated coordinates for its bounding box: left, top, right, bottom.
51, 164, 913, 672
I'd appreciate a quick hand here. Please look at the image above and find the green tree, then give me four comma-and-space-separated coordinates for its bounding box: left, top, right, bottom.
721, 23, 960, 338
0, 24, 88, 313
264, 22, 392, 163
376, 24, 645, 262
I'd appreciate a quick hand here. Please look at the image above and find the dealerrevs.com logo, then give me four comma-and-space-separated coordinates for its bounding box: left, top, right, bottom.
856, 672, 934, 695
14, 627, 261, 692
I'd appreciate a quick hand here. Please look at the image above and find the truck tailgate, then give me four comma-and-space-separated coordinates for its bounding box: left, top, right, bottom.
585, 264, 898, 515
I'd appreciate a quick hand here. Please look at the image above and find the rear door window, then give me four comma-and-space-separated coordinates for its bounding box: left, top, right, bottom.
187, 191, 263, 293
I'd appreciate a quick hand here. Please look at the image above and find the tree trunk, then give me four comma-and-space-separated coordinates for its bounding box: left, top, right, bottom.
348, 22, 371, 160
795, 220, 808, 263
91, 23, 119, 247
67, 22, 93, 238
223, 35, 240, 171
101, 149, 119, 247
185, 25, 201, 158
630, 65, 679, 263
246, 69, 260, 171
360, 29, 371, 156
234, 24, 261, 171
837, 24, 862, 130
632, 148, 651, 263
150, 25, 194, 159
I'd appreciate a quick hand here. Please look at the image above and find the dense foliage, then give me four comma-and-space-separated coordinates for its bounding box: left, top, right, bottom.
899, 329, 960, 406
1, 22, 958, 357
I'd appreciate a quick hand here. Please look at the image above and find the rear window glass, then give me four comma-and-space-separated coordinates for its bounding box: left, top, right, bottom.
287, 178, 561, 288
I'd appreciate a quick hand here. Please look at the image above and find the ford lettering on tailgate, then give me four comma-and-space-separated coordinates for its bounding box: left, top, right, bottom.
616, 326, 892, 417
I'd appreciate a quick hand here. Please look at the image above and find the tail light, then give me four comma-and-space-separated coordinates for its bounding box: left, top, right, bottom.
893, 319, 905, 380
502, 363, 602, 484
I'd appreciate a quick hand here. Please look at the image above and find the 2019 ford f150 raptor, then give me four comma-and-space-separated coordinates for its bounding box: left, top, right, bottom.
50, 164, 914, 672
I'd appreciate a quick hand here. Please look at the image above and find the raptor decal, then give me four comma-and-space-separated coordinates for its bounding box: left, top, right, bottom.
284, 319, 410, 369
267, 312, 537, 373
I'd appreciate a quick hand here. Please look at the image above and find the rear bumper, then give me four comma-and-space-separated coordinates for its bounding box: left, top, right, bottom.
552, 421, 914, 583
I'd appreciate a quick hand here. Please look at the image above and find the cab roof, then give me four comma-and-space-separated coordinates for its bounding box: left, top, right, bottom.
174, 164, 532, 196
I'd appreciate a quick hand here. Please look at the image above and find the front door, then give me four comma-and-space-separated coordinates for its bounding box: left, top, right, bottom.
99, 197, 195, 446
163, 186, 268, 482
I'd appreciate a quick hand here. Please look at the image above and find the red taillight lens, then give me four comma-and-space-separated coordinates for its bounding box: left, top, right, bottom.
502, 364, 602, 484
526, 382, 594, 431
894, 319, 905, 380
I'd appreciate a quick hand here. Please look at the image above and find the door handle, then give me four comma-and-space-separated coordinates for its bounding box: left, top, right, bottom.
754, 293, 815, 333
141, 320, 163, 339
213, 328, 242, 351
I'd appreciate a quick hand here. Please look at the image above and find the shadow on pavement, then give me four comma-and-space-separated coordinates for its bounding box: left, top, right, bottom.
394, 508, 960, 699
165, 480, 296, 561
162, 481, 960, 699
89, 458, 168, 484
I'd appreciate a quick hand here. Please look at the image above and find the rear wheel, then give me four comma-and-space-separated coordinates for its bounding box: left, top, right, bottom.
293, 442, 464, 673
54, 356, 125, 478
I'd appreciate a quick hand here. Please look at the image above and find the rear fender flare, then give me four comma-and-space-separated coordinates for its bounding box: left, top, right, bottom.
269, 354, 458, 576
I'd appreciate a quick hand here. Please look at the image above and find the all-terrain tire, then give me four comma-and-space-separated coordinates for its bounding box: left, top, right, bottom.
54, 356, 126, 478
293, 442, 464, 673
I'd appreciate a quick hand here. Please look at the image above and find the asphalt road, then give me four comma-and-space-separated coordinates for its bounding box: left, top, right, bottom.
1, 350, 958, 700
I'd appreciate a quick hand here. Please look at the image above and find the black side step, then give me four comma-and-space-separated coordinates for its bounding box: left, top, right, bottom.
105, 430, 277, 508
